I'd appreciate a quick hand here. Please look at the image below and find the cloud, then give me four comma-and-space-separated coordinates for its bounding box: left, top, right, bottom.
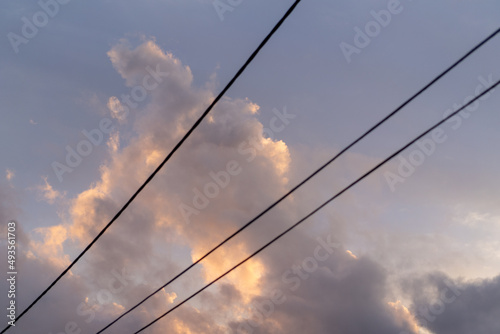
58, 38, 387, 333
107, 96, 128, 122
387, 300, 422, 334
20, 37, 296, 332
107, 131, 120, 153
30, 225, 71, 268
346, 249, 357, 259
36, 176, 65, 204
164, 290, 177, 304
227, 241, 420, 334
402, 272, 500, 334
5, 169, 15, 181
4, 37, 498, 334
453, 209, 500, 229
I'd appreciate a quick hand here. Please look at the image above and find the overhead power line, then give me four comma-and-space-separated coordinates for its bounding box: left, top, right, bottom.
133, 77, 500, 334
0, 1, 303, 333
95, 27, 500, 334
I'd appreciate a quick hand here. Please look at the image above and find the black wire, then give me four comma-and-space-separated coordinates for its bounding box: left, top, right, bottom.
133, 78, 500, 334
0, 2, 304, 333
95, 27, 500, 334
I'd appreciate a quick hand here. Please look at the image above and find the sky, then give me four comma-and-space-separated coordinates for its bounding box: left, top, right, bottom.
0, 0, 500, 333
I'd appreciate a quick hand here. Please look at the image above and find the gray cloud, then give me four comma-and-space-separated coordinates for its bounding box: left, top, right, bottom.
402, 272, 500, 334
226, 234, 419, 334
